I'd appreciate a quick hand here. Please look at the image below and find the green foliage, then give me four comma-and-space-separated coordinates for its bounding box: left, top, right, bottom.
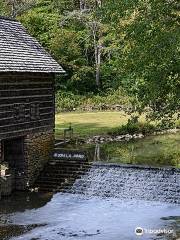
103, 0, 180, 120
55, 87, 131, 112
56, 91, 85, 112
19, 8, 59, 47
175, 118, 180, 129
110, 120, 156, 136
83, 87, 131, 106
1, 0, 179, 120
0, 0, 37, 18
0, 0, 8, 16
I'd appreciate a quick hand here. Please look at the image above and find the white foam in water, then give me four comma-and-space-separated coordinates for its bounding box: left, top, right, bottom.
5, 165, 180, 240
70, 164, 180, 204
7, 193, 180, 240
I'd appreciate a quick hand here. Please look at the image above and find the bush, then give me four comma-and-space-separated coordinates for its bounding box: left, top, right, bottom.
55, 88, 132, 112
175, 118, 180, 129
56, 91, 85, 112
109, 120, 156, 135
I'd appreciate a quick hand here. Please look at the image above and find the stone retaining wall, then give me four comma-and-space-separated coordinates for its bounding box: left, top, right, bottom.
24, 130, 54, 188
0, 142, 2, 199
1, 173, 14, 196
0, 130, 54, 195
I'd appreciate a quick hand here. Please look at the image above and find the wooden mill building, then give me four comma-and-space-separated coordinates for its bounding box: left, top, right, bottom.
0, 16, 64, 191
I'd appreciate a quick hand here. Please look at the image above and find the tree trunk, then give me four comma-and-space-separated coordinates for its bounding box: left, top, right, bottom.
79, 0, 86, 11
96, 0, 102, 8
8, 0, 17, 18
95, 44, 101, 88
92, 22, 102, 88
8, 0, 36, 18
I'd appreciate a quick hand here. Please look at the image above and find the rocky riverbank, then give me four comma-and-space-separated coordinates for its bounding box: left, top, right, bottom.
85, 128, 179, 144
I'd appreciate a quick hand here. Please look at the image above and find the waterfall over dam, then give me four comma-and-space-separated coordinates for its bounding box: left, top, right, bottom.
1, 163, 180, 240
69, 163, 180, 204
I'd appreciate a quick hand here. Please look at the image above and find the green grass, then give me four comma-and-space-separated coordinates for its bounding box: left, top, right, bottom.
55, 111, 130, 138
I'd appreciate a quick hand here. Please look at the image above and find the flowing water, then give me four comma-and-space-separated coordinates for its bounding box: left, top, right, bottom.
70, 164, 180, 204
0, 164, 180, 240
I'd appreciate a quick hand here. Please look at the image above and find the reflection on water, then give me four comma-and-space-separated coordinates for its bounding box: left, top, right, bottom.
0, 193, 179, 240
99, 133, 180, 167
0, 192, 52, 239
65, 133, 180, 167
0, 192, 53, 215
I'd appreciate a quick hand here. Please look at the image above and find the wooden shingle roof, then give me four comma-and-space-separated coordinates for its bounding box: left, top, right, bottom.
0, 16, 65, 73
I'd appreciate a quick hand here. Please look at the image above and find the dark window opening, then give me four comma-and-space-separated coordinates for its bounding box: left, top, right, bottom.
30, 102, 40, 120
13, 104, 25, 122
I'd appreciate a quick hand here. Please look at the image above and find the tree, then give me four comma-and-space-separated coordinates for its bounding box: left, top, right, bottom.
103, 0, 180, 121
57, 1, 110, 89
15, 0, 120, 93
2, 0, 37, 18
9, 0, 178, 121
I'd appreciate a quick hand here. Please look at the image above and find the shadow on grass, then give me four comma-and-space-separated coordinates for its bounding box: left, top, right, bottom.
55, 122, 114, 138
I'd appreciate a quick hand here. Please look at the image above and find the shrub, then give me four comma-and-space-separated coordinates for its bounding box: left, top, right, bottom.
109, 120, 156, 136
56, 91, 85, 112
175, 118, 180, 129
55, 88, 132, 112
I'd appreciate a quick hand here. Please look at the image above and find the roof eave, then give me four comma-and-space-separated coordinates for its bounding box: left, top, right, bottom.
0, 69, 66, 74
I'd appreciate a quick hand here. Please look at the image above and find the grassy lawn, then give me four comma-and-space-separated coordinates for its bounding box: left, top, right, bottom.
55, 111, 130, 138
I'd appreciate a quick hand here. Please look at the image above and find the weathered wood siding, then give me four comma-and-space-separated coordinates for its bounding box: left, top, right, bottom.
0, 73, 55, 139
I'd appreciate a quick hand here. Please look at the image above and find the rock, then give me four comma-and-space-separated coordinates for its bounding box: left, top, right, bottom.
83, 129, 179, 144
116, 136, 124, 140
137, 133, 144, 138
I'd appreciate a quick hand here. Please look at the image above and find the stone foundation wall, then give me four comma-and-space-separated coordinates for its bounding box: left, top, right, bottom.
0, 141, 2, 199
1, 173, 15, 196
24, 130, 54, 188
